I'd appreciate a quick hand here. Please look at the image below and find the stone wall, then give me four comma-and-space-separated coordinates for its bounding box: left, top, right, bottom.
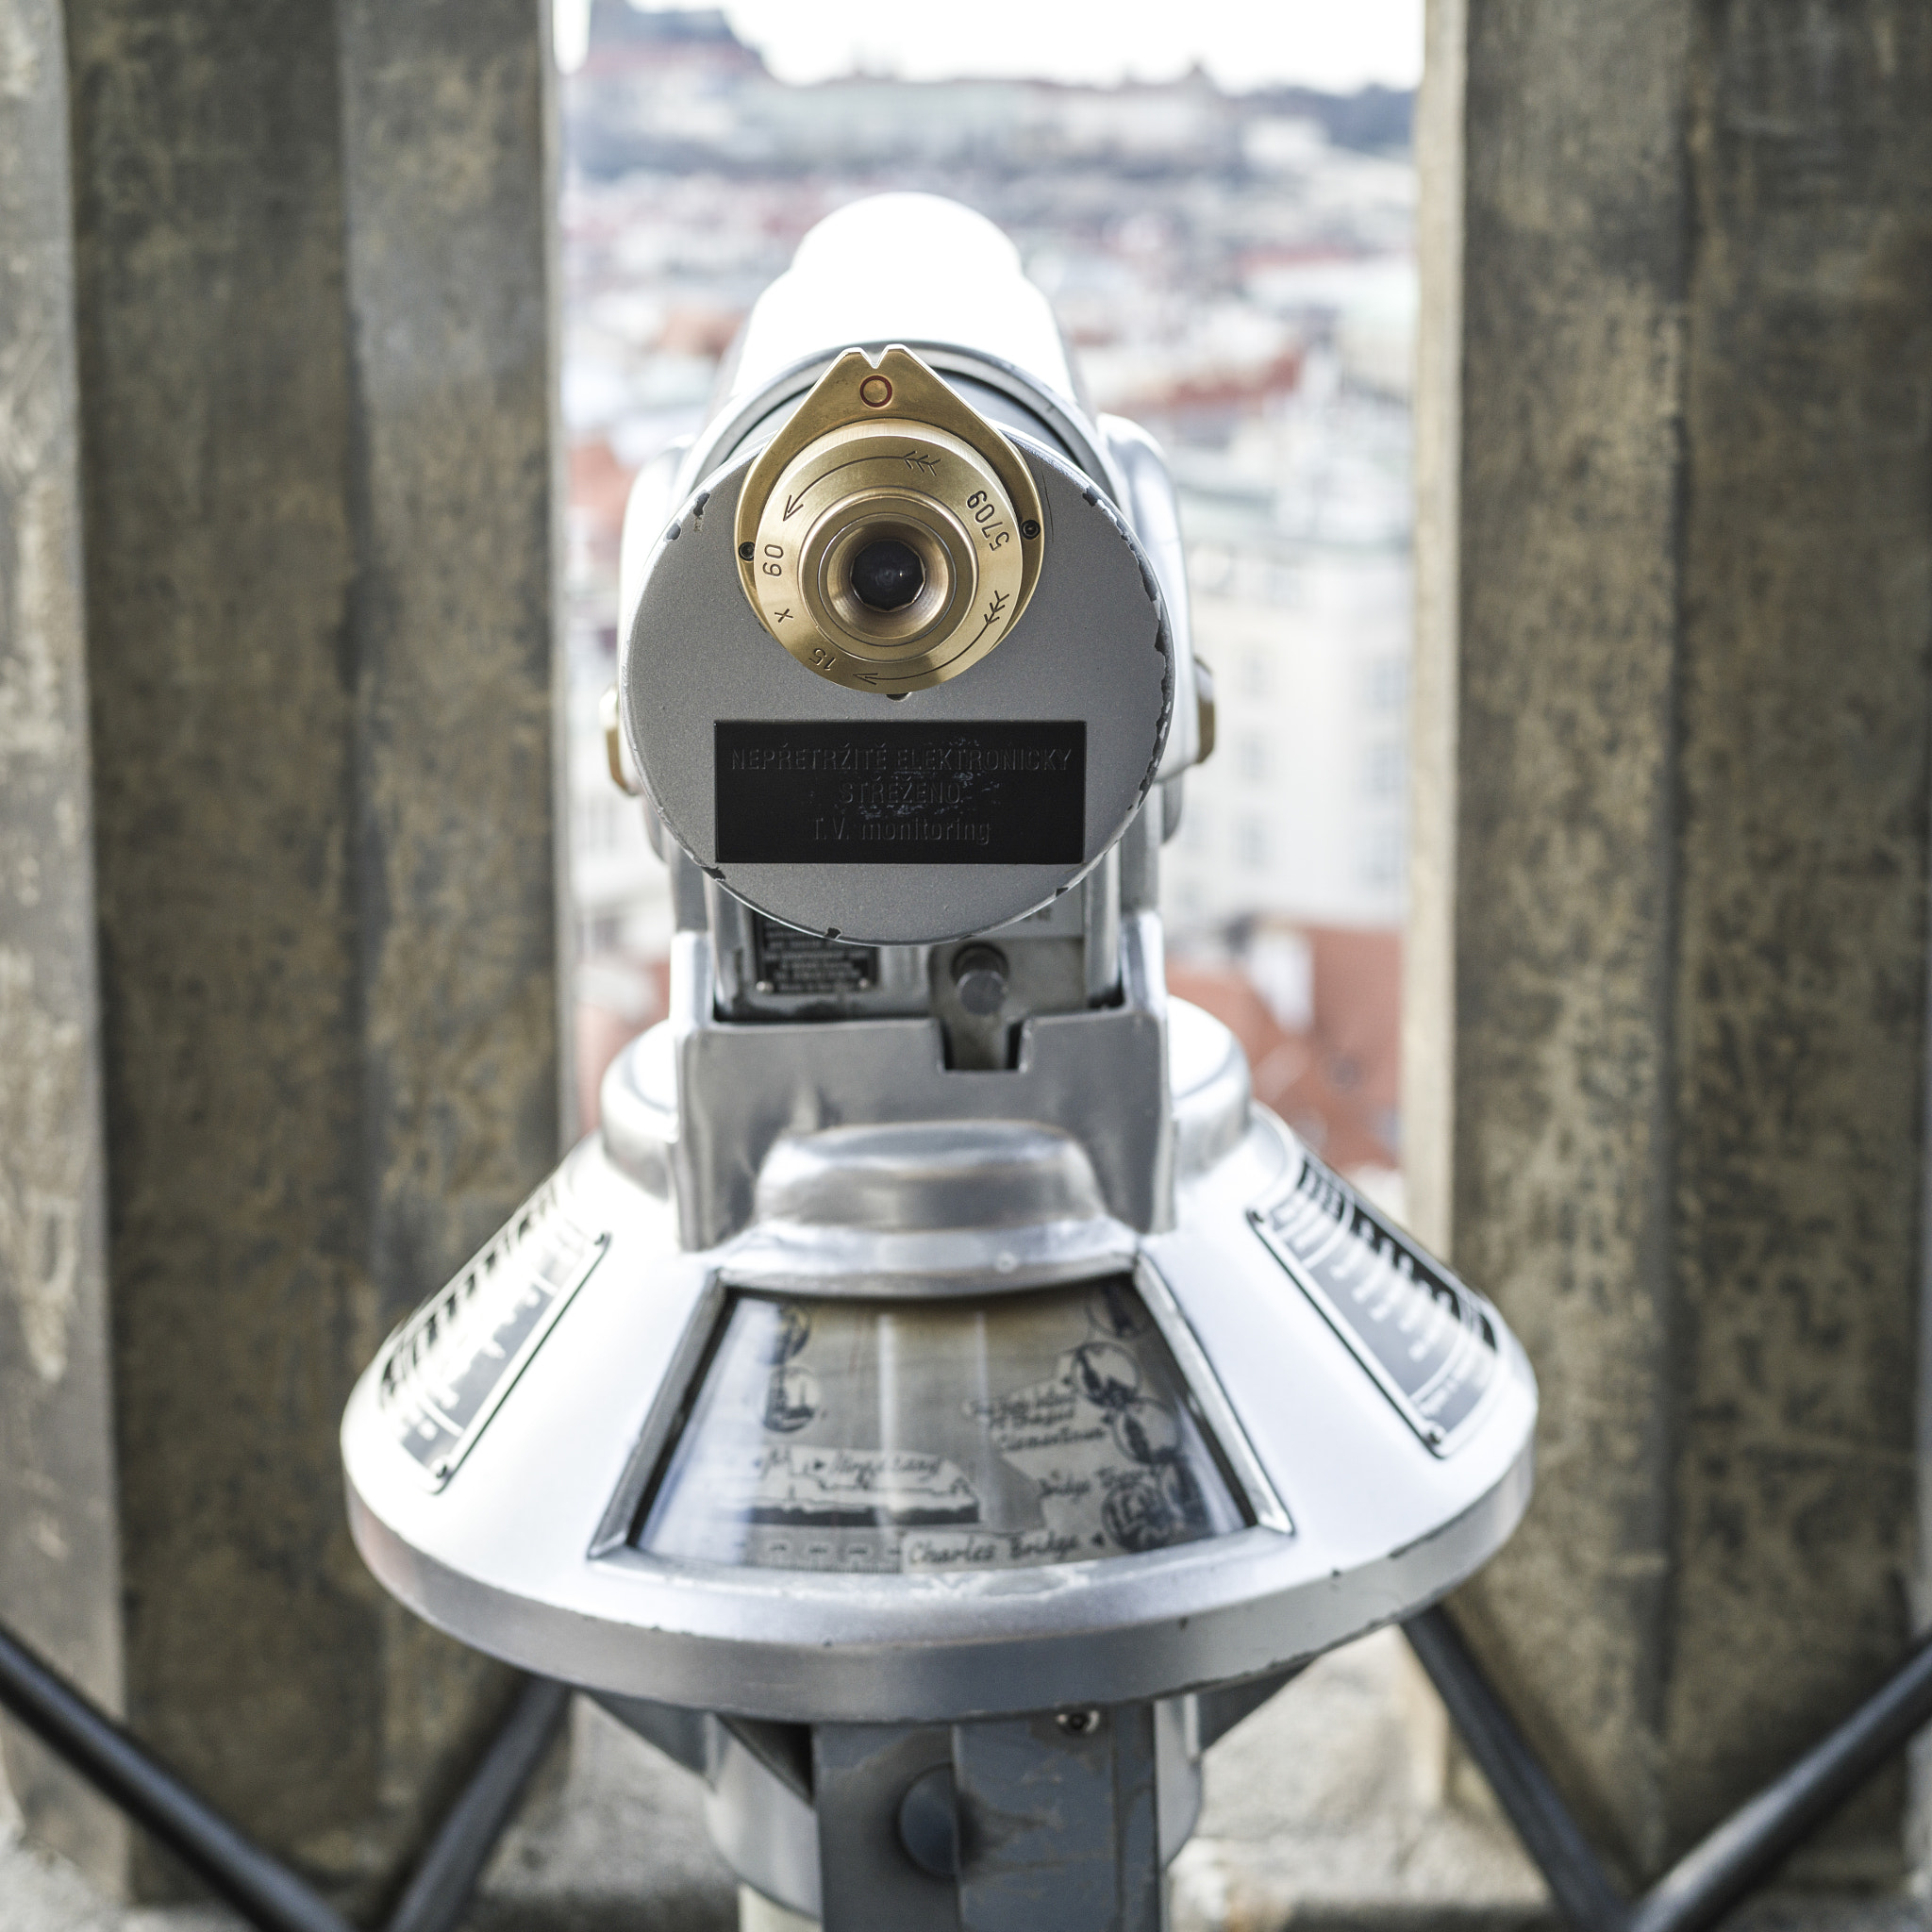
1410, 0, 1932, 1888
0, 0, 564, 1909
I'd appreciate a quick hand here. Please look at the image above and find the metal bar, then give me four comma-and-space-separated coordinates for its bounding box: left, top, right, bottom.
1407, 1607, 1932, 1932
1626, 1635, 1932, 1932
1403, 1607, 1628, 1932
384, 1676, 572, 1932
1195, 1665, 1305, 1751
0, 1618, 354, 1932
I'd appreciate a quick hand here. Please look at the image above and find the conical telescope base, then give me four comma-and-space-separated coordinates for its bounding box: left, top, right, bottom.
341, 996, 1534, 1925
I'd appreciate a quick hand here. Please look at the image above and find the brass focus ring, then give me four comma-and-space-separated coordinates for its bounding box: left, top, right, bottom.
734, 345, 1045, 695
748, 422, 1025, 693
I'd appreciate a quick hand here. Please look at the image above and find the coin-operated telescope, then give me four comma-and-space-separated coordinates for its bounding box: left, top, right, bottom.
341, 195, 1536, 1932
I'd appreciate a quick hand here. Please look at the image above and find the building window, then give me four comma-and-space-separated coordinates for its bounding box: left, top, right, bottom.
1236, 817, 1269, 871
581, 912, 624, 956
577, 792, 647, 859
1361, 823, 1403, 887
1239, 735, 1270, 785
1366, 656, 1407, 713
1363, 739, 1404, 799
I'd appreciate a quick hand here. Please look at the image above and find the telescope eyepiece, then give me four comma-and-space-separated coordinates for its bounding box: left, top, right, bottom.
851, 538, 925, 612
733, 346, 1045, 693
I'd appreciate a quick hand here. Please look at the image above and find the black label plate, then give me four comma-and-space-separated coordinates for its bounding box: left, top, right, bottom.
714, 721, 1085, 866
753, 916, 878, 994
1250, 1150, 1503, 1456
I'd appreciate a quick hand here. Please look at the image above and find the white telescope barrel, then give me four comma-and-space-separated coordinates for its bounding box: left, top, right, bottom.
724, 194, 1081, 412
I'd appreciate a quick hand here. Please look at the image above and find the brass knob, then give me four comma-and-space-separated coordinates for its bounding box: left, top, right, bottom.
734, 345, 1045, 694
600, 684, 641, 795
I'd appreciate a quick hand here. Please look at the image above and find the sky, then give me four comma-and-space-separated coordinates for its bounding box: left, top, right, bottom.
555, 0, 1424, 92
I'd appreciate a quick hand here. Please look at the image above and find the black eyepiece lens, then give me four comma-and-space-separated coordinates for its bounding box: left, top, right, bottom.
850, 539, 924, 612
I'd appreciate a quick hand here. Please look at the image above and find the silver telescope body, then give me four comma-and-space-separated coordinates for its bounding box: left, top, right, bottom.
341, 194, 1537, 1932
618, 192, 1199, 949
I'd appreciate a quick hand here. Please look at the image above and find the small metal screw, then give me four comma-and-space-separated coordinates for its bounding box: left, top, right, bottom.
739, 541, 756, 558
755, 979, 774, 994
1057, 1708, 1102, 1737
1021, 518, 1041, 540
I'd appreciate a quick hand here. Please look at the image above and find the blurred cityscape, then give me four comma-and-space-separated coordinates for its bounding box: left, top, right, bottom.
562, 3, 1414, 1194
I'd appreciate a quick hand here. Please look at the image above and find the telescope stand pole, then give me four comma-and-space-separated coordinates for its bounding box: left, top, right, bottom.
739, 1888, 819, 1932
723, 1704, 1169, 1932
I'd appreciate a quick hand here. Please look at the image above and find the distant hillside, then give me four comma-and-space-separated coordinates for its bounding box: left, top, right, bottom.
575, 5, 1415, 173
1247, 83, 1414, 156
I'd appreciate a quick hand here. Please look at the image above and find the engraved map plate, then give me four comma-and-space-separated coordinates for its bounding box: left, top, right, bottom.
637, 1279, 1247, 1574
713, 721, 1085, 865
1250, 1152, 1503, 1456
379, 1183, 609, 1490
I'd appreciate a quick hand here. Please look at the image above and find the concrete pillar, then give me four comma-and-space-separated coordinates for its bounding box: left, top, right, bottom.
1409, 0, 1932, 1890
0, 0, 562, 1912
0, 0, 126, 1890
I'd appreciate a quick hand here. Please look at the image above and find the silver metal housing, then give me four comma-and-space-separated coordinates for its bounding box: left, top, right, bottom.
342, 995, 1536, 1727
342, 193, 1538, 1925
623, 434, 1174, 946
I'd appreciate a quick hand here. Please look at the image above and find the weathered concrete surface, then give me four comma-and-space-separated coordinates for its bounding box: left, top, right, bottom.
1410, 0, 1932, 1890
1402, 0, 1464, 1268
0, 0, 561, 1910
1171, 1631, 1550, 1932
321, 2, 569, 1886
0, 0, 125, 1887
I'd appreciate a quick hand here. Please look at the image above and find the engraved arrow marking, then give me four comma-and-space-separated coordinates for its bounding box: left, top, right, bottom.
960, 588, 1012, 652
776, 454, 900, 523
854, 588, 1015, 687
902, 450, 939, 474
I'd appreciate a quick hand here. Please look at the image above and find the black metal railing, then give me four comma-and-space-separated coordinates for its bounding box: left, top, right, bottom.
0, 1621, 565, 1932
1405, 1607, 1932, 1932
